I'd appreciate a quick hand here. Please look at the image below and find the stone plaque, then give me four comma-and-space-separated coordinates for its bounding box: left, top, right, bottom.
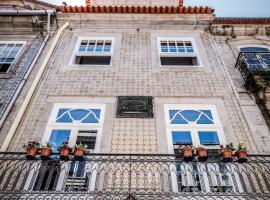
116, 96, 153, 118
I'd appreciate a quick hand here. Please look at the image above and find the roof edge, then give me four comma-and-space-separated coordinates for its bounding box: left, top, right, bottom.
214, 17, 270, 25
59, 5, 213, 14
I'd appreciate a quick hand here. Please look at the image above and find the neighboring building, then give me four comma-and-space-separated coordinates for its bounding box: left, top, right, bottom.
0, 0, 270, 199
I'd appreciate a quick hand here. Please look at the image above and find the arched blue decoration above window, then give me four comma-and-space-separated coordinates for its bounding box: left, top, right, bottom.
169, 109, 214, 125
56, 108, 101, 123
240, 47, 269, 52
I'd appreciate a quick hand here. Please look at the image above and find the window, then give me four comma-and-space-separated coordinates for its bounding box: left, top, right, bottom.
165, 104, 226, 153
0, 42, 25, 73
72, 37, 114, 66
42, 103, 106, 153
158, 38, 200, 66
36, 104, 106, 191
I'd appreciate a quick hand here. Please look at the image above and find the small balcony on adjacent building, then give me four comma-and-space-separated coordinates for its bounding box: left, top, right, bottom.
236, 51, 270, 92
0, 153, 270, 199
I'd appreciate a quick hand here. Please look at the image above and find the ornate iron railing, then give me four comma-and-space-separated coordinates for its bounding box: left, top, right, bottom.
235, 52, 270, 90
0, 153, 270, 199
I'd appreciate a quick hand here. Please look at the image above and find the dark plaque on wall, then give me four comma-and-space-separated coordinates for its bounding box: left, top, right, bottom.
116, 96, 153, 118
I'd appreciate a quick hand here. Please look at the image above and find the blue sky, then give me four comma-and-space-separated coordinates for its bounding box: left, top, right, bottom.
42, 0, 270, 17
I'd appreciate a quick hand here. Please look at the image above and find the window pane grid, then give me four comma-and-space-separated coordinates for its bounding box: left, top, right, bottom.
0, 42, 23, 64
79, 39, 112, 53
160, 40, 194, 53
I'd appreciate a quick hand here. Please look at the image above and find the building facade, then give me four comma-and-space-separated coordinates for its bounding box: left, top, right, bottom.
0, 0, 270, 199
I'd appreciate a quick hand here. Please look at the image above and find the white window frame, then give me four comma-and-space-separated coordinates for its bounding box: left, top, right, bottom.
70, 37, 115, 67
164, 104, 227, 154
23, 103, 107, 191
237, 44, 270, 52
0, 41, 26, 73
41, 103, 106, 153
157, 37, 202, 67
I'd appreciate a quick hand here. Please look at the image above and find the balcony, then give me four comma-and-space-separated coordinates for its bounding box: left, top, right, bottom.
235, 52, 270, 92
0, 153, 270, 199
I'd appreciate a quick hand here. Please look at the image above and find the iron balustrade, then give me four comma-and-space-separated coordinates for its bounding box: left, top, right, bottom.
0, 153, 270, 199
235, 52, 270, 89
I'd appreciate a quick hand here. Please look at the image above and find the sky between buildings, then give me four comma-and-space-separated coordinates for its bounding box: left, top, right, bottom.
41, 0, 270, 18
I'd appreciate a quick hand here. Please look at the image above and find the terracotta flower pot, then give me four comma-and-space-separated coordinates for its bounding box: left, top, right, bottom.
60, 148, 70, 160
26, 147, 38, 160
182, 147, 193, 161
41, 147, 52, 159
74, 148, 85, 161
236, 150, 247, 163
196, 148, 208, 161
221, 149, 233, 162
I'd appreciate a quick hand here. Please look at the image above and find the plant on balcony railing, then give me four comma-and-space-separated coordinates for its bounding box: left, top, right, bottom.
58, 142, 72, 160
195, 145, 208, 161
23, 141, 40, 159
73, 142, 87, 161
220, 143, 235, 162
235, 143, 248, 162
179, 145, 194, 161
40, 142, 52, 159
0, 153, 269, 200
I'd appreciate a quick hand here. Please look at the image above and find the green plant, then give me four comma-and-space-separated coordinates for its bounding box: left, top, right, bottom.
42, 142, 52, 148
23, 141, 40, 150
195, 145, 206, 151
75, 142, 87, 150
57, 142, 71, 151
237, 143, 247, 152
220, 143, 235, 151
179, 145, 193, 151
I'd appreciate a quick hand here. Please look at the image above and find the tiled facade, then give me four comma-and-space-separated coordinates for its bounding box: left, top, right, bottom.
0, 12, 268, 154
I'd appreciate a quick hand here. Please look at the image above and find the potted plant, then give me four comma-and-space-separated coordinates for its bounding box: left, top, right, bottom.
23, 141, 40, 160
58, 142, 71, 160
220, 143, 235, 162
235, 143, 248, 162
179, 145, 193, 161
40, 142, 52, 159
74, 142, 87, 161
195, 145, 208, 161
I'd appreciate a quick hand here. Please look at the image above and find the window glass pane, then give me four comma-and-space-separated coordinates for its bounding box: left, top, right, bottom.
169, 41, 177, 52
87, 40, 95, 52
56, 108, 101, 123
172, 131, 192, 144
161, 41, 168, 52
103, 41, 112, 52
49, 130, 71, 152
186, 47, 194, 53
79, 40, 87, 52
95, 40, 104, 52
0, 44, 5, 51
184, 41, 192, 47
198, 131, 220, 145
9, 51, 18, 58
5, 58, 14, 63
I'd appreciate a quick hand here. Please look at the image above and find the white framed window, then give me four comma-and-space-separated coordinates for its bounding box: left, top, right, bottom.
41, 103, 106, 153
157, 37, 201, 67
71, 37, 115, 66
0, 41, 25, 73
164, 104, 226, 154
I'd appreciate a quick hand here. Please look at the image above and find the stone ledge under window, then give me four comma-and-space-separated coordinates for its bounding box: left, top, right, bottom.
116, 96, 153, 118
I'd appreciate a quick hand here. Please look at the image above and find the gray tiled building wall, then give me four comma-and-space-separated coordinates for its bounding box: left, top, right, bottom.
1, 13, 269, 154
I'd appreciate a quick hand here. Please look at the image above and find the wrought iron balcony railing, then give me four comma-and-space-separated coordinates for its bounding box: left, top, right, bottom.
235, 52, 270, 90
0, 153, 270, 199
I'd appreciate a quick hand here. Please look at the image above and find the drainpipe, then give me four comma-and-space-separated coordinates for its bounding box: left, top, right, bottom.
0, 21, 70, 151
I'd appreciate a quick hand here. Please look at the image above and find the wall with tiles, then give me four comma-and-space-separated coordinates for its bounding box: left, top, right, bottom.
1, 13, 269, 154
